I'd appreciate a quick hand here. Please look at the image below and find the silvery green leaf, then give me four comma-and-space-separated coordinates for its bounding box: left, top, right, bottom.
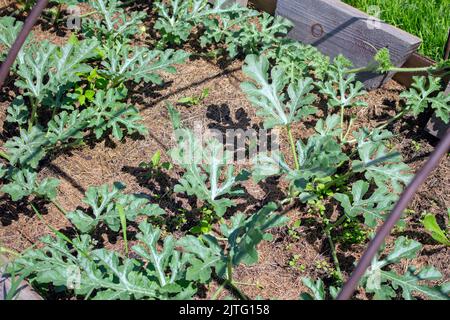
84, 0, 147, 41
0, 16, 23, 50
352, 128, 413, 193
381, 268, 448, 300
201, 11, 292, 58
1, 168, 59, 201
0, 168, 37, 201
400, 76, 450, 123
46, 109, 92, 145
170, 109, 247, 216
222, 202, 288, 266
300, 278, 326, 300
362, 237, 449, 300
132, 221, 196, 297
0, 16, 28, 64
383, 236, 422, 265
252, 133, 346, 195
178, 234, 226, 282
34, 177, 60, 200
241, 54, 317, 129
266, 38, 330, 82
6, 96, 29, 126
155, 0, 251, 46
4, 126, 47, 169
101, 43, 189, 85
296, 134, 347, 178
13, 233, 185, 300
14, 42, 57, 103
180, 203, 287, 280
333, 180, 397, 228
318, 55, 367, 109
87, 89, 148, 140
252, 151, 290, 183
50, 39, 99, 87
67, 182, 164, 233
314, 114, 342, 137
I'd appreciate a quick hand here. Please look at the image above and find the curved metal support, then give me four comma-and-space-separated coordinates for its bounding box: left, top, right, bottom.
338, 128, 450, 300
0, 0, 49, 89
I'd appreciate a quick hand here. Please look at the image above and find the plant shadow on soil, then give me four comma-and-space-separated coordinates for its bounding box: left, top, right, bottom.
0, 12, 448, 298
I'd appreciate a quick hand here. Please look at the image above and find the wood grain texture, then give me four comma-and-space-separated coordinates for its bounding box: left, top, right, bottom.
393, 53, 435, 87
276, 0, 422, 89
1, 255, 42, 300
250, 0, 277, 14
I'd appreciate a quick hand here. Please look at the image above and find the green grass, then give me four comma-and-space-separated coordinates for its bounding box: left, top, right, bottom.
343, 0, 450, 61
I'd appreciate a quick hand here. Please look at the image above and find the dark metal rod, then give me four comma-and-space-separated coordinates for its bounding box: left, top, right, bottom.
0, 0, 49, 90
0, 0, 449, 303
337, 128, 450, 300
444, 29, 450, 61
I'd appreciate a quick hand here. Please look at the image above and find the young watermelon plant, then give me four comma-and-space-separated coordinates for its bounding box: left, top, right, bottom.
0, 0, 188, 211
0, 0, 449, 301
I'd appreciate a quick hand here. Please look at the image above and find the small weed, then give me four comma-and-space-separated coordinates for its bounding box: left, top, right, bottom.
178, 88, 210, 107
288, 254, 306, 272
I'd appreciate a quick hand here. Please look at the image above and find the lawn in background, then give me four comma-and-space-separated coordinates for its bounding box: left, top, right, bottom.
343, 0, 449, 61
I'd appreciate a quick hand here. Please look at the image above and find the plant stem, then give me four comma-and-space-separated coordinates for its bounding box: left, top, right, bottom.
322, 171, 354, 192
233, 281, 261, 287
346, 108, 409, 144
329, 214, 348, 229
227, 281, 248, 300
339, 104, 346, 141
388, 67, 431, 73
211, 281, 227, 300
52, 4, 62, 25
342, 117, 355, 143
0, 150, 10, 161
0, 246, 20, 257
212, 257, 249, 300
28, 99, 38, 132
211, 279, 249, 300
78, 10, 97, 19
324, 226, 344, 283
346, 66, 430, 74
377, 109, 408, 131
49, 199, 69, 221
286, 125, 300, 170
227, 257, 233, 283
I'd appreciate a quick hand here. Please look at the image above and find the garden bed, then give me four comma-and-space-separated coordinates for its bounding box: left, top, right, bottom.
0, 0, 449, 300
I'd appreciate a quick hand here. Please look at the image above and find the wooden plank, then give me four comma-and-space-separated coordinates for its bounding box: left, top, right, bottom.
249, 0, 437, 89
393, 53, 435, 87
250, 0, 277, 14
275, 0, 421, 89
0, 255, 42, 300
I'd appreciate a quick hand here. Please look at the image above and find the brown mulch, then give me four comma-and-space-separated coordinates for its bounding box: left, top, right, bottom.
0, 9, 448, 300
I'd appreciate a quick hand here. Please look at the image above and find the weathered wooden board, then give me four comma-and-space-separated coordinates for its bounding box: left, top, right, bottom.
275, 0, 422, 89
392, 53, 435, 88
250, 0, 277, 14
1, 255, 42, 300
426, 82, 450, 139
